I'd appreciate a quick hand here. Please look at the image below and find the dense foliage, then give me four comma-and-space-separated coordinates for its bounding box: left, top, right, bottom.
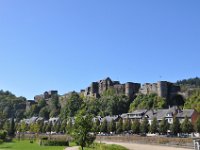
184, 89, 200, 112
176, 77, 200, 87
0, 90, 26, 121
129, 94, 166, 112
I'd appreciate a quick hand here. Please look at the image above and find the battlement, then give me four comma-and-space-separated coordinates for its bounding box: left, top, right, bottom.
81, 77, 141, 98
140, 81, 180, 99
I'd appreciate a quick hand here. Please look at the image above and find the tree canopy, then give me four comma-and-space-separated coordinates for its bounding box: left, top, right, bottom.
129, 94, 166, 112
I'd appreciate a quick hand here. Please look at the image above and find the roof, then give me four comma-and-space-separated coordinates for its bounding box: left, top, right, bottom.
176, 109, 195, 118
49, 117, 60, 122
92, 116, 102, 122
22, 117, 38, 124
145, 109, 174, 120
128, 109, 147, 115
101, 115, 119, 122
120, 113, 128, 118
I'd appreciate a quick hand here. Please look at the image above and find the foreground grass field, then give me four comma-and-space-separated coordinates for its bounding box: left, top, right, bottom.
0, 140, 128, 150
0, 140, 65, 150
82, 143, 128, 150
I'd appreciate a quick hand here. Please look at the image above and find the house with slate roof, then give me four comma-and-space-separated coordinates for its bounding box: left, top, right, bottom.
101, 115, 120, 124
176, 109, 199, 124
121, 109, 147, 122
120, 106, 199, 126
144, 106, 178, 125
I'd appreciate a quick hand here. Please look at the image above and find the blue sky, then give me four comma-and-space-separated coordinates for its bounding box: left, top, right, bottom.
0, 0, 199, 99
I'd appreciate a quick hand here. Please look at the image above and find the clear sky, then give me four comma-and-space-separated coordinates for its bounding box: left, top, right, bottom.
0, 0, 199, 99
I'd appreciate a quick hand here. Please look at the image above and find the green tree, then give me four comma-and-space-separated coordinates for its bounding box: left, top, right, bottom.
101, 119, 108, 133
60, 120, 67, 133
129, 94, 166, 112
171, 117, 181, 135
72, 113, 95, 150
100, 94, 131, 116
45, 122, 52, 133
140, 117, 149, 134
184, 89, 200, 112
116, 119, 123, 134
38, 99, 46, 108
0, 112, 6, 129
65, 92, 83, 117
195, 117, 200, 133
0, 130, 7, 140
55, 122, 61, 133
49, 95, 60, 117
66, 118, 73, 134
20, 121, 27, 132
3, 118, 15, 136
29, 122, 40, 133
150, 117, 158, 133
84, 98, 101, 116
9, 118, 15, 136
92, 119, 100, 133
131, 120, 140, 134
181, 116, 193, 133
108, 119, 116, 133
159, 118, 169, 134
123, 119, 131, 131
27, 105, 40, 117
39, 107, 49, 119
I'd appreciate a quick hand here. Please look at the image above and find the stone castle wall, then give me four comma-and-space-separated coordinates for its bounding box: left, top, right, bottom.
82, 77, 180, 99
140, 81, 180, 99
82, 77, 141, 98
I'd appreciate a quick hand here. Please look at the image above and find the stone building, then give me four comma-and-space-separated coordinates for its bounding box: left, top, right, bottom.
34, 90, 58, 102
81, 77, 140, 98
140, 81, 180, 99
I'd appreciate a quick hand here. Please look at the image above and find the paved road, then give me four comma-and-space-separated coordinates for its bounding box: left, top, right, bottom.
102, 141, 191, 150
64, 146, 79, 150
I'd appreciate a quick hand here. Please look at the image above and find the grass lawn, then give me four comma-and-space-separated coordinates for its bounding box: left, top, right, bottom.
0, 140, 66, 150
81, 143, 128, 150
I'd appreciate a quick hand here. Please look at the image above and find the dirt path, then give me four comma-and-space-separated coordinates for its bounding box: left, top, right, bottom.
102, 141, 191, 150
64, 146, 79, 150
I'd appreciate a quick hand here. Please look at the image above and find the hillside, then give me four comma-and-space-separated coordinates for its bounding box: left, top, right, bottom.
176, 77, 200, 92
0, 90, 26, 123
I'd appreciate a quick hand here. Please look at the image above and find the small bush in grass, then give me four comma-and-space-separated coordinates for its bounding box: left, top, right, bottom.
41, 137, 48, 140
0, 130, 7, 140
0, 139, 3, 144
41, 140, 69, 146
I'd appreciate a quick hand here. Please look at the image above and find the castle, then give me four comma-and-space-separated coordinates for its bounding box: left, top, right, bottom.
34, 90, 58, 102
32, 78, 181, 102
81, 77, 140, 98
81, 77, 180, 99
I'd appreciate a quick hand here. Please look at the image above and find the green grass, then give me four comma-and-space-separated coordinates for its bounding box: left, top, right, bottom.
80, 143, 128, 150
0, 140, 66, 150
0, 140, 126, 150
69, 141, 77, 147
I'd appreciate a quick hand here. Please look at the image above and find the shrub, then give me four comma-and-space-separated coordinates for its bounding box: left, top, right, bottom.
0, 130, 7, 140
41, 137, 48, 140
41, 140, 69, 146
0, 139, 3, 144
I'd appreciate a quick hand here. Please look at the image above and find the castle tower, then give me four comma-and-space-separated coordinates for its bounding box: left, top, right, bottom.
125, 82, 140, 97
90, 82, 99, 96
98, 77, 113, 94
157, 81, 168, 99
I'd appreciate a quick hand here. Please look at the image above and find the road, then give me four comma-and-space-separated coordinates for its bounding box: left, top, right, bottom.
101, 141, 192, 150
